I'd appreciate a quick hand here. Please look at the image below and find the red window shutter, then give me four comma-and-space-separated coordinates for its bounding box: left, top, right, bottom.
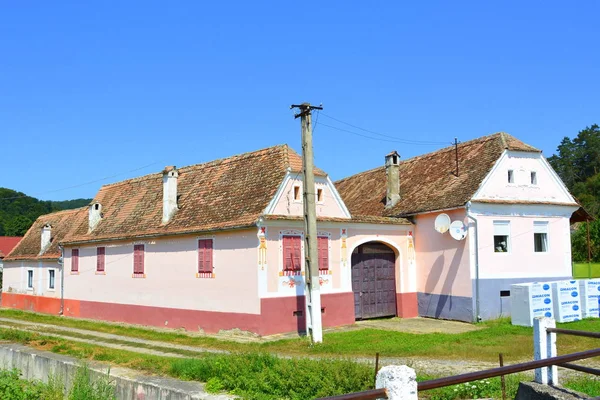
198, 239, 213, 273
97, 247, 105, 272
283, 236, 302, 272
133, 245, 144, 275
318, 236, 329, 271
71, 249, 79, 272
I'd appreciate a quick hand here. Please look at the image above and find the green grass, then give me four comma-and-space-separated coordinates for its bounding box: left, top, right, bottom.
2, 309, 600, 363
1, 326, 599, 399
573, 262, 600, 278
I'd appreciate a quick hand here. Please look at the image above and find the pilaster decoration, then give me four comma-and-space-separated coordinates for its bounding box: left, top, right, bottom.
340, 228, 348, 267
258, 226, 267, 270
407, 231, 415, 263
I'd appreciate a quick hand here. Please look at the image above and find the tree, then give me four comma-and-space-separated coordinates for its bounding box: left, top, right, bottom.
572, 219, 600, 262
4, 215, 33, 236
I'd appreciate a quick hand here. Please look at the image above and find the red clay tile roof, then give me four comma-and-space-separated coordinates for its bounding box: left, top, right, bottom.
0, 237, 22, 259
4, 208, 87, 261
62, 145, 326, 245
335, 132, 541, 217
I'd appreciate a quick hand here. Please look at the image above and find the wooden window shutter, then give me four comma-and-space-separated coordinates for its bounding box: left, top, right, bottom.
71, 249, 79, 272
318, 236, 329, 271
198, 239, 213, 273
133, 244, 144, 275
292, 236, 301, 271
97, 247, 105, 272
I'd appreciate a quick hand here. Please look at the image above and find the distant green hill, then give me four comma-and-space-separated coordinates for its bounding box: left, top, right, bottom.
0, 188, 91, 236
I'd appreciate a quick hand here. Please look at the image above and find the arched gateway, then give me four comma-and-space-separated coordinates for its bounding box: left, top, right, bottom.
351, 242, 397, 319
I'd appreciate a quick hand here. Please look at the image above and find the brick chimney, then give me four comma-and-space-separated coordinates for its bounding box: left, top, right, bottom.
385, 151, 401, 208
162, 166, 179, 224
40, 223, 52, 253
89, 202, 103, 232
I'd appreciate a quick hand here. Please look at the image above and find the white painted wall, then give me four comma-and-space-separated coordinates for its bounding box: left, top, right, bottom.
2, 260, 61, 298
472, 151, 575, 204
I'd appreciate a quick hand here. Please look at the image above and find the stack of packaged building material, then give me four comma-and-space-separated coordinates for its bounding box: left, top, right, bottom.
579, 279, 600, 318
551, 280, 582, 322
510, 282, 554, 327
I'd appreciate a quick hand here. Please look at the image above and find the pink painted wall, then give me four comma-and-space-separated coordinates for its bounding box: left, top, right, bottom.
473, 152, 574, 204
62, 229, 260, 315
414, 209, 473, 298
474, 214, 572, 279
263, 222, 414, 296
270, 177, 348, 218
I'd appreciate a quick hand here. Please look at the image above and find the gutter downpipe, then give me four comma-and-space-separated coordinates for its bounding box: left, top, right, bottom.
58, 245, 64, 315
466, 202, 482, 322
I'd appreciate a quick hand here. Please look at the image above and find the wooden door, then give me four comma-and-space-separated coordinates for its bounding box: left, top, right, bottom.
351, 243, 397, 319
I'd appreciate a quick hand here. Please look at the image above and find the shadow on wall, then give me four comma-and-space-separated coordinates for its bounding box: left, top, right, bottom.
423, 244, 465, 318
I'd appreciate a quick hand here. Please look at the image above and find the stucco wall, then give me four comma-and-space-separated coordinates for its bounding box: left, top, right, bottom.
262, 222, 413, 297
269, 176, 349, 219
2, 260, 61, 298
472, 151, 574, 204
62, 229, 260, 314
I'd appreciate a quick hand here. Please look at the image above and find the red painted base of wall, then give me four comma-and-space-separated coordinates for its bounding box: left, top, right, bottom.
396, 292, 418, 318
1, 292, 355, 336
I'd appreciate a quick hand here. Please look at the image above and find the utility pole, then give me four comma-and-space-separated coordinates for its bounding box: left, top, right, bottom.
291, 102, 323, 343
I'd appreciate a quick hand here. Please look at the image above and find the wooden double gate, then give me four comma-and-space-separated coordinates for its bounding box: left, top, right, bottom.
351, 243, 397, 319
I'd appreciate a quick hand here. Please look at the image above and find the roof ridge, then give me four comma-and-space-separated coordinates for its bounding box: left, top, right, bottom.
39, 207, 87, 218
100, 144, 289, 190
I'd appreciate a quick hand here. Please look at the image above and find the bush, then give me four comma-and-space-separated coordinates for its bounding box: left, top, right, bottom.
170, 352, 373, 400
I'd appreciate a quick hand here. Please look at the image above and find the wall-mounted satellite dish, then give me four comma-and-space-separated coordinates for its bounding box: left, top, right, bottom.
449, 220, 468, 240
434, 213, 451, 233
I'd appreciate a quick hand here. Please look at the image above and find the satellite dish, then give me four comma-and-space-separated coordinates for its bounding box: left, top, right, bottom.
434, 213, 451, 233
449, 220, 468, 240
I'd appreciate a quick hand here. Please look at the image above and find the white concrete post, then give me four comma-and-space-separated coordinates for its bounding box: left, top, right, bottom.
375, 365, 418, 400
533, 317, 558, 385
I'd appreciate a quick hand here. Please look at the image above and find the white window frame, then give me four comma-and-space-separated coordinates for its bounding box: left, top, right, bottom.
508, 169, 514, 184
316, 187, 324, 204
47, 268, 56, 291
533, 221, 549, 253
279, 230, 304, 275
26, 269, 34, 290
292, 184, 302, 203
493, 221, 511, 253
531, 170, 538, 185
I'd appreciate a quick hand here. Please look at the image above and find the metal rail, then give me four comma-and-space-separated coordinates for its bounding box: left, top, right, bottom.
546, 328, 600, 339
316, 388, 387, 400
559, 362, 600, 376
418, 348, 600, 391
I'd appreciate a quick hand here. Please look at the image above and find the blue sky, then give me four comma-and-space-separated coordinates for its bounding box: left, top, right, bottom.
1, 1, 598, 201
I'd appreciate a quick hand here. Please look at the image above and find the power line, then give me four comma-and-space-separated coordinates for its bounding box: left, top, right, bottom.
0, 161, 165, 202
319, 112, 449, 145
319, 122, 446, 146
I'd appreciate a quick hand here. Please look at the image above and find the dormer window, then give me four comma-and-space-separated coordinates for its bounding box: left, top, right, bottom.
508, 170, 514, 184
531, 171, 537, 185
293, 185, 301, 201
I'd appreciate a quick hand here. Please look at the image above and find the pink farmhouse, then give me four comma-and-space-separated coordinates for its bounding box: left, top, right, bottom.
1, 133, 585, 334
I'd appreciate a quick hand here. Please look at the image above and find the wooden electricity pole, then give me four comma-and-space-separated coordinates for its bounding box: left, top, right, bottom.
291, 102, 323, 343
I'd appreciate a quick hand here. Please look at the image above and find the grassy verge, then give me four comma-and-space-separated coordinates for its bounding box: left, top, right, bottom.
573, 262, 600, 278
2, 309, 600, 363
0, 327, 598, 399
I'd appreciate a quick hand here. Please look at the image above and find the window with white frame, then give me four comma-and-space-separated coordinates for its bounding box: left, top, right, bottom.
508, 170, 514, 184
534, 221, 549, 252
27, 270, 34, 289
48, 269, 55, 290
531, 171, 538, 185
493, 221, 511, 253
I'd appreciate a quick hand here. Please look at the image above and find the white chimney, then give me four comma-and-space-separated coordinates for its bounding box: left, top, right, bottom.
89, 203, 102, 232
162, 166, 179, 224
385, 151, 401, 208
40, 224, 52, 252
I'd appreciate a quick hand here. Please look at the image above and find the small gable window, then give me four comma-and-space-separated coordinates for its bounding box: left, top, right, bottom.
531, 171, 538, 185
293, 185, 301, 201
493, 221, 510, 253
97, 247, 105, 273
71, 249, 79, 273
282, 235, 302, 275
508, 170, 514, 184
133, 244, 145, 277
317, 188, 323, 203
318, 236, 329, 272
197, 239, 214, 278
